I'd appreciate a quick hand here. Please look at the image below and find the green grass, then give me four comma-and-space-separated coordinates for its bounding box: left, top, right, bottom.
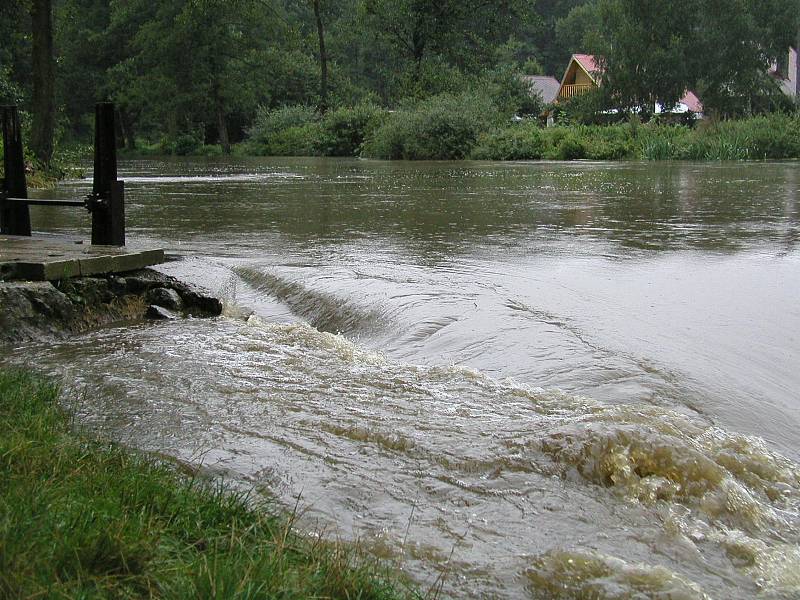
0, 369, 416, 599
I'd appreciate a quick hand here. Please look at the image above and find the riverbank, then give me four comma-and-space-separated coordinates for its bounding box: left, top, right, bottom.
0, 368, 415, 598
122, 107, 800, 163
0, 267, 222, 343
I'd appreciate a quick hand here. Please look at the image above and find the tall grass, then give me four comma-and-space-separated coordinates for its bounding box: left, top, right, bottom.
470, 113, 800, 161
0, 369, 416, 599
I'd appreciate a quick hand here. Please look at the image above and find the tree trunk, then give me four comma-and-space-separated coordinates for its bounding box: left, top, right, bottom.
213, 84, 230, 154
312, 0, 328, 113
119, 107, 137, 150
30, 0, 56, 167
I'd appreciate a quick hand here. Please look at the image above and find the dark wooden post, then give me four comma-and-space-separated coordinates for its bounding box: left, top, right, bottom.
90, 102, 124, 246
1, 106, 32, 236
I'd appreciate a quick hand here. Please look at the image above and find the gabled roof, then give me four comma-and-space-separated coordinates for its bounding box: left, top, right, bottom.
556, 54, 601, 100
522, 75, 561, 105
573, 54, 600, 81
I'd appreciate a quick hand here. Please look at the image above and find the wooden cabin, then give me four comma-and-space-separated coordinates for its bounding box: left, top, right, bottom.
555, 53, 703, 116
557, 54, 599, 101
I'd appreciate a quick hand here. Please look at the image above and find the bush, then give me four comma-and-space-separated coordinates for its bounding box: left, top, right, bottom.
173, 131, 203, 156
640, 135, 678, 160
470, 121, 546, 160
362, 92, 500, 160
318, 104, 386, 156
247, 105, 318, 154
553, 131, 588, 160
260, 122, 324, 157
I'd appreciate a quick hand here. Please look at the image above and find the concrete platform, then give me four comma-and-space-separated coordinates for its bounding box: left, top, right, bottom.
0, 235, 165, 281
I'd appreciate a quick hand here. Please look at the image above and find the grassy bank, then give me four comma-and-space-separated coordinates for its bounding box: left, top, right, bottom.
238, 98, 800, 162
0, 141, 90, 188
470, 113, 800, 161
0, 368, 414, 599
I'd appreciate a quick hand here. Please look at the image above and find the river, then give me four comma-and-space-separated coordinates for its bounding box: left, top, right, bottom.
11, 157, 800, 598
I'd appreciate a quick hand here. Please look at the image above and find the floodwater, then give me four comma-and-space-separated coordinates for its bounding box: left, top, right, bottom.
10, 157, 800, 598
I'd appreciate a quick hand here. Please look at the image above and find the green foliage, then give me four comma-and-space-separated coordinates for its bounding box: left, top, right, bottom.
246, 105, 318, 156
3, 0, 798, 162
556, 88, 618, 125
362, 92, 501, 160
466, 113, 800, 162
471, 121, 547, 160
173, 130, 204, 156
585, 0, 800, 117
318, 103, 387, 156
248, 105, 319, 145
0, 368, 416, 599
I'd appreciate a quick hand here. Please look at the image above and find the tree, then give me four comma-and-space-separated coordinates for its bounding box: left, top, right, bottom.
311, 0, 329, 112
572, 0, 800, 117
357, 0, 536, 100
30, 0, 56, 165
689, 0, 800, 117
593, 0, 695, 112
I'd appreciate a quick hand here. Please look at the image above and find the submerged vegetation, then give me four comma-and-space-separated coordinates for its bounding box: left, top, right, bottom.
0, 368, 414, 599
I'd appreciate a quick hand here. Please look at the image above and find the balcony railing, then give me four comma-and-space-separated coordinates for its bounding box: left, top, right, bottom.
559, 84, 593, 100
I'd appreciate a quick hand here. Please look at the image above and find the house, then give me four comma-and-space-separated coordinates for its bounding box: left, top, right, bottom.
521, 75, 561, 105
769, 47, 799, 99
556, 54, 599, 101
555, 53, 703, 115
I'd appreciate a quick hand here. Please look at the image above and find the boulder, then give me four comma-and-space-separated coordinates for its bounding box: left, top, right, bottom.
146, 287, 183, 311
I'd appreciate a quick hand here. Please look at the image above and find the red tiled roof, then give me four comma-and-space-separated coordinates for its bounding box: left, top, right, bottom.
574, 54, 600, 78
679, 90, 703, 113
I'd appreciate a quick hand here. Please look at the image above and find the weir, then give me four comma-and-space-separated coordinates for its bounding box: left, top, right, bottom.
0, 103, 165, 281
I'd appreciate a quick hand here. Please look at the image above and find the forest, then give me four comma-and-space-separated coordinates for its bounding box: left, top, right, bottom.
2, 0, 799, 166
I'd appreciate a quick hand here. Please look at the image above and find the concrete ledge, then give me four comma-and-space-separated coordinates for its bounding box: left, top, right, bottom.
0, 235, 165, 281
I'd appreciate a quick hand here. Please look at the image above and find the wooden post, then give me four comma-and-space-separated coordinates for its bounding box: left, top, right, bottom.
1, 106, 32, 236
90, 102, 124, 246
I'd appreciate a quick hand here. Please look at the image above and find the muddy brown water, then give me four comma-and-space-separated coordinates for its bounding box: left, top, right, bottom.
9, 157, 800, 598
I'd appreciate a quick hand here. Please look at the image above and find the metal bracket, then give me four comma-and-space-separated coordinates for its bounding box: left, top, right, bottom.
84, 191, 107, 213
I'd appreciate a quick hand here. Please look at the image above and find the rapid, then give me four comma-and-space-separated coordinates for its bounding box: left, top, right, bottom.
9, 157, 800, 598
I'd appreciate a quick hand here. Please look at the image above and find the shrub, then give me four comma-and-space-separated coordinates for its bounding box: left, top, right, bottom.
318, 104, 386, 156
362, 92, 500, 160
553, 132, 588, 160
640, 135, 677, 160
261, 122, 324, 157
247, 104, 318, 154
173, 132, 203, 156
582, 125, 635, 159
470, 121, 546, 160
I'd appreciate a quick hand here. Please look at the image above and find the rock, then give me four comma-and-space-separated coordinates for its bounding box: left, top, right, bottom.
124, 276, 156, 294
108, 276, 128, 295
146, 305, 178, 320
0, 267, 221, 343
0, 282, 76, 341
59, 278, 114, 305
181, 290, 223, 316
146, 287, 183, 311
